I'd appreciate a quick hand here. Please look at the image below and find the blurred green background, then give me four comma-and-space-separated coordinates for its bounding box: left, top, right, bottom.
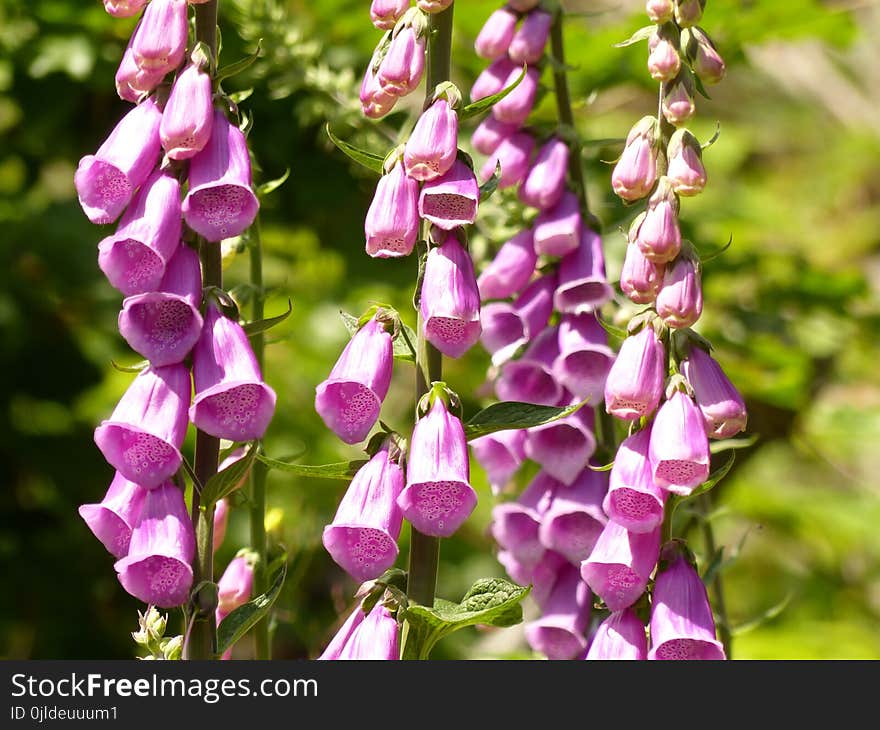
1, 0, 878, 659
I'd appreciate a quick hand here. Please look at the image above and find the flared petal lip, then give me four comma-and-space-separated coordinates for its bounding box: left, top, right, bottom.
398, 480, 478, 538
113, 553, 194, 608
78, 504, 132, 559
524, 623, 589, 660
94, 421, 183, 488
648, 637, 726, 661
182, 181, 259, 242
314, 378, 383, 444
119, 292, 204, 367
189, 379, 277, 441
322, 524, 400, 582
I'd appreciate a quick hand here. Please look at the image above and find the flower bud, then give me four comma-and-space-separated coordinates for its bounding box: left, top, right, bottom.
477, 228, 537, 301
525, 404, 596, 486
495, 327, 564, 407
492, 66, 540, 126
674, 0, 705, 28
160, 62, 215, 161
360, 61, 397, 119
645, 0, 674, 23
620, 241, 665, 305
519, 137, 569, 211
79, 473, 147, 559
648, 390, 710, 495
217, 555, 255, 621
471, 429, 527, 496
317, 604, 365, 660
553, 313, 615, 405
481, 131, 535, 190
131, 0, 188, 76
666, 128, 706, 196
370, 0, 409, 30
538, 468, 608, 565
213, 497, 229, 553
404, 98, 459, 181
554, 228, 613, 315
365, 160, 419, 258
533, 191, 581, 258
335, 604, 399, 660
647, 32, 681, 82
585, 609, 648, 660
475, 8, 519, 60
636, 176, 681, 263
662, 71, 696, 127
417, 0, 453, 12
116, 43, 166, 102
684, 26, 726, 85
656, 253, 703, 329
611, 116, 659, 202
509, 9, 552, 65
418, 158, 479, 230
377, 24, 425, 97
470, 115, 518, 156
604, 325, 666, 421
680, 345, 748, 439
524, 563, 592, 660
104, 0, 148, 17
604, 427, 667, 534
470, 57, 517, 103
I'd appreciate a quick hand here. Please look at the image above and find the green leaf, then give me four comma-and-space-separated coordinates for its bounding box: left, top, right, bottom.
613, 25, 656, 48
111, 359, 149, 373
255, 168, 290, 198
685, 452, 737, 502
228, 88, 253, 104
393, 321, 418, 363
731, 593, 793, 637
478, 161, 502, 202
200, 443, 258, 507
595, 312, 627, 340
401, 578, 530, 660
256, 453, 367, 480
216, 557, 287, 656
339, 309, 360, 335
458, 65, 527, 121
243, 299, 292, 337
216, 39, 263, 84
464, 400, 585, 441
710, 433, 759, 454
697, 233, 733, 264
325, 123, 385, 175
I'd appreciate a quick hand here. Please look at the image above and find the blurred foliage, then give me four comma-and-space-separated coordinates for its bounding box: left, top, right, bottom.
0, 0, 878, 659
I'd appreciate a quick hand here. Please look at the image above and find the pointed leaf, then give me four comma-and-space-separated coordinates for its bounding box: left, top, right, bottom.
216, 39, 263, 84
393, 321, 418, 363
200, 442, 258, 506
684, 451, 736, 502
710, 433, 759, 454
256, 454, 367, 480
464, 400, 585, 441
111, 359, 149, 373
478, 161, 502, 202
256, 168, 290, 198
458, 65, 527, 121
326, 124, 385, 175
731, 593, 793, 637
216, 557, 287, 656
243, 299, 293, 337
613, 25, 656, 48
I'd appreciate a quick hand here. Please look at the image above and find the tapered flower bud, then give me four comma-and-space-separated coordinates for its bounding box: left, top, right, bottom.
216, 555, 254, 622
666, 129, 706, 196
322, 444, 404, 582
604, 427, 667, 534
519, 137, 569, 211
365, 160, 419, 258
685, 27, 726, 85
131, 0, 188, 75
649, 548, 725, 660
182, 109, 260, 242
645, 0, 674, 23
94, 364, 190, 488
160, 62, 214, 161
360, 61, 397, 119
475, 8, 518, 60
404, 99, 459, 182
470, 57, 516, 103
477, 229, 537, 301
611, 116, 659, 202
525, 404, 596, 486
509, 9, 552, 65
636, 176, 681, 263
649, 390, 710, 495
580, 521, 660, 611
656, 254, 703, 329
370, 0, 409, 30
74, 99, 162, 225
680, 346, 747, 439
481, 131, 535, 190
97, 168, 182, 297
114, 481, 195, 608
648, 31, 681, 83
419, 159, 479, 230
533, 192, 582, 257
490, 470, 555, 569
471, 429, 527, 496
79, 472, 147, 558
417, 0, 453, 12
585, 608, 648, 660
336, 604, 400, 660
471, 115, 518, 156
118, 243, 204, 367
662, 71, 696, 126
492, 66, 540, 126
554, 228, 613, 315
190, 304, 277, 441
315, 315, 392, 445
213, 497, 229, 553
480, 272, 555, 365
377, 24, 425, 97
397, 397, 477, 538
317, 604, 365, 660
495, 327, 564, 407
104, 0, 149, 17
538, 468, 608, 565
620, 242, 665, 305
553, 313, 615, 405
604, 326, 666, 421
674, 0, 705, 28
116, 44, 167, 103
524, 563, 592, 660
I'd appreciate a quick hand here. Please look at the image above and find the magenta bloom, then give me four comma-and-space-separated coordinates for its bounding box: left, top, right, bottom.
646, 0, 674, 23
419, 159, 479, 230
580, 521, 660, 611
377, 25, 425, 97
533, 191, 582, 258
131, 0, 188, 76
370, 0, 409, 30
118, 243, 204, 367
315, 315, 393, 444
360, 61, 397, 119
489, 470, 555, 570
471, 116, 518, 156
94, 364, 190, 489
649, 549, 725, 660
553, 313, 615, 405
116, 43, 166, 103
648, 390, 710, 495
470, 57, 517, 103
612, 116, 658, 202
216, 555, 255, 622
495, 327, 563, 407
74, 99, 162, 225
213, 497, 229, 553
604, 427, 667, 534
104, 0, 148, 17
397, 397, 476, 538
477, 229, 537, 301
317, 604, 365, 660
420, 237, 482, 358
647, 33, 681, 82
680, 346, 747, 439
336, 604, 400, 660
519, 137, 569, 211
475, 8, 518, 60
190, 304, 277, 441
656, 254, 703, 329
160, 62, 214, 161
404, 99, 459, 182
524, 563, 591, 660
636, 177, 681, 263
554, 228, 613, 315
604, 326, 666, 421
620, 242, 665, 305
78, 472, 147, 559
509, 9, 552, 65
471, 429, 527, 496
481, 132, 535, 190
525, 405, 597, 486
492, 66, 539, 126
323, 444, 404, 582
538, 467, 608, 565
365, 160, 420, 258
182, 109, 260, 242
114, 481, 195, 608
688, 27, 726, 85
585, 608, 648, 660
666, 128, 706, 196
480, 273, 556, 366
662, 72, 696, 126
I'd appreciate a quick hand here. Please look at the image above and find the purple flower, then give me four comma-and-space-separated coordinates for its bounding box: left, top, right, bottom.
213, 497, 229, 553
397, 397, 477, 538
160, 62, 215, 161
404, 98, 459, 182
315, 315, 393, 444
612, 116, 659, 203
490, 470, 555, 570
533, 191, 582, 258
585, 608, 647, 660
524, 563, 591, 660
104, 0, 148, 17
508, 9, 552, 65
115, 43, 166, 103
335, 604, 399, 660
645, 0, 674, 23
360, 60, 397, 119
580, 521, 660, 611
604, 427, 667, 534
216, 555, 255, 622
74, 99, 162, 225
518, 137, 569, 211
538, 467, 608, 565
480, 131, 535, 190
662, 71, 696, 126
94, 364, 190, 489
525, 405, 597, 486
471, 115, 518, 156
620, 241, 665, 305
649, 548, 725, 660
687, 27, 726, 85
322, 444, 405, 582
470, 57, 517, 103
377, 24, 425, 97
365, 160, 420, 258
656, 254, 703, 329
114, 481, 195, 608
317, 603, 365, 660
370, 0, 409, 30
552, 313, 615, 405
477, 228, 538, 301
647, 32, 681, 82
666, 128, 707, 196
419, 159, 479, 230
475, 8, 518, 60
480, 273, 556, 366
471, 429, 527, 496
416, 0, 453, 13
131, 0, 188, 76
648, 390, 711, 495
675, 0, 704, 27
118, 243, 204, 367
604, 326, 666, 421
182, 109, 260, 242
636, 176, 681, 263
680, 346, 748, 439
190, 304, 277, 441
494, 326, 564, 407
554, 228, 613, 315
78, 472, 147, 559
492, 66, 540, 127
420, 237, 482, 358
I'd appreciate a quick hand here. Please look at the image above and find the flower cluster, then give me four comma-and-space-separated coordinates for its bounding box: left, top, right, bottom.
77, 0, 273, 611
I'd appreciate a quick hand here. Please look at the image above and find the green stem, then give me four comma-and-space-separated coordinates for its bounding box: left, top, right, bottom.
699, 493, 733, 658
